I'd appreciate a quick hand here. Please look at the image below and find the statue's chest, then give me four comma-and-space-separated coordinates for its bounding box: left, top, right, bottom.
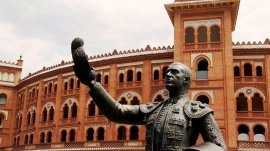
145, 103, 188, 150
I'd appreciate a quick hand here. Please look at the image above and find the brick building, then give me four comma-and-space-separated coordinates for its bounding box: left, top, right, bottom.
1, 0, 270, 150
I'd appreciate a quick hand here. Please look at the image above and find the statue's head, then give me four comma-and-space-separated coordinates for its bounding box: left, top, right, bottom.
164, 62, 192, 93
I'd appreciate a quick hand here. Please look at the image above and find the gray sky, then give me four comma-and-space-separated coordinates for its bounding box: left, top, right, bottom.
0, 0, 269, 78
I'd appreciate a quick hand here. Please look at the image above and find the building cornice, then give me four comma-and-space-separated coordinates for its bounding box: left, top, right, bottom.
165, 0, 240, 31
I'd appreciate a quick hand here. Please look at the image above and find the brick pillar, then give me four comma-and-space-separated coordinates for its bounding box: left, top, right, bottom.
78, 82, 88, 141
223, 9, 237, 148
106, 64, 117, 141
142, 60, 151, 103
34, 80, 43, 144
265, 55, 270, 141
19, 87, 29, 145
173, 12, 184, 62
54, 74, 63, 142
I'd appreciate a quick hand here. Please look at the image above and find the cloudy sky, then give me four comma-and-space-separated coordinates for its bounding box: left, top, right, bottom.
0, 0, 269, 78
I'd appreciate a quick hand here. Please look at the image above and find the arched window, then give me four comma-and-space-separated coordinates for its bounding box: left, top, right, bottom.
24, 135, 29, 144
44, 86, 48, 95
61, 130, 67, 142
237, 93, 248, 111
0, 93, 7, 104
185, 27, 195, 43
64, 82, 68, 91
234, 66, 240, 77
54, 84, 57, 93
47, 131, 52, 143
32, 111, 36, 124
256, 66, 263, 77
117, 126, 126, 140
119, 73, 124, 83
69, 129, 76, 142
97, 127, 105, 140
71, 103, 77, 118
13, 137, 16, 146
136, 71, 142, 82
104, 75, 109, 84
32, 88, 36, 98
42, 108, 47, 122
238, 124, 249, 141
9, 73, 14, 82
88, 101, 95, 116
210, 26, 220, 42
63, 104, 69, 119
162, 66, 169, 79
86, 128, 94, 141
96, 74, 101, 83
244, 63, 252, 76
30, 134, 34, 144
130, 126, 139, 140
17, 136, 20, 145
19, 116, 22, 129
254, 125, 265, 141
154, 70, 159, 80
127, 70, 133, 82
40, 132, 45, 143
154, 95, 164, 102
69, 78, 74, 89
49, 107, 54, 121
119, 98, 127, 105
0, 116, 3, 127
196, 95, 209, 105
196, 58, 208, 79
98, 109, 104, 116
198, 26, 207, 43
27, 112, 31, 125
76, 80, 80, 88
48, 83, 52, 94
131, 97, 140, 105
2, 72, 8, 81
252, 93, 263, 111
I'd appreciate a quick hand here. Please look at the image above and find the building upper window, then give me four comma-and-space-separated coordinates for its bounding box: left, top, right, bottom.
127, 70, 133, 82
104, 75, 109, 84
236, 93, 248, 111
196, 58, 208, 80
238, 124, 249, 141
185, 27, 195, 43
256, 66, 263, 76
119, 73, 124, 83
117, 126, 126, 140
244, 63, 252, 76
136, 71, 142, 82
234, 66, 240, 77
198, 26, 207, 43
210, 25, 220, 42
153, 70, 159, 80
252, 93, 263, 111
0, 93, 7, 104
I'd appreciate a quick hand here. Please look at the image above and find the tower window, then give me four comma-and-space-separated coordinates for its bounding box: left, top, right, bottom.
198, 26, 207, 43
210, 26, 220, 42
185, 27, 195, 43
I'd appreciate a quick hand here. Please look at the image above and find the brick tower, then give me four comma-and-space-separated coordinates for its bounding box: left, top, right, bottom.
165, 0, 240, 149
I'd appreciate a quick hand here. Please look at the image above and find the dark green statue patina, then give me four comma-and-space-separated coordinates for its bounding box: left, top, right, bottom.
71, 37, 227, 151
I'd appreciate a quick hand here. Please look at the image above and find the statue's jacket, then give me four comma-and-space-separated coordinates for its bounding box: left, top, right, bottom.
90, 83, 226, 151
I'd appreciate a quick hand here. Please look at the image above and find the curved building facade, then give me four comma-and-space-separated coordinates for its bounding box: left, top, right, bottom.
1, 0, 270, 150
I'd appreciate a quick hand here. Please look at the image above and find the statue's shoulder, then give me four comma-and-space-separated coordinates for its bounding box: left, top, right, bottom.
140, 101, 163, 114
184, 100, 213, 119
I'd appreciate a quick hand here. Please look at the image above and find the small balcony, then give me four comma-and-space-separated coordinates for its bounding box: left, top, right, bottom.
238, 141, 270, 150
236, 111, 268, 120
234, 76, 265, 83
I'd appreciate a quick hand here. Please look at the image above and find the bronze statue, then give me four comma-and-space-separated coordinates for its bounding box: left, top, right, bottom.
71, 37, 227, 151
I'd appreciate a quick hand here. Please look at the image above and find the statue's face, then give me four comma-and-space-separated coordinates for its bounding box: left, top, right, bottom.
165, 64, 186, 90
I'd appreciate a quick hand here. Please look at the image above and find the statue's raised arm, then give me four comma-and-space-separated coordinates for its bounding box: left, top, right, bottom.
71, 37, 145, 124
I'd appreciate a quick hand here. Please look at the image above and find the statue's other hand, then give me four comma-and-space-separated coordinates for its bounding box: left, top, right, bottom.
71, 37, 96, 87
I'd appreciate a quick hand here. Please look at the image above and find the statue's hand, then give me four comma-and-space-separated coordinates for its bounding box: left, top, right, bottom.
71, 37, 96, 87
